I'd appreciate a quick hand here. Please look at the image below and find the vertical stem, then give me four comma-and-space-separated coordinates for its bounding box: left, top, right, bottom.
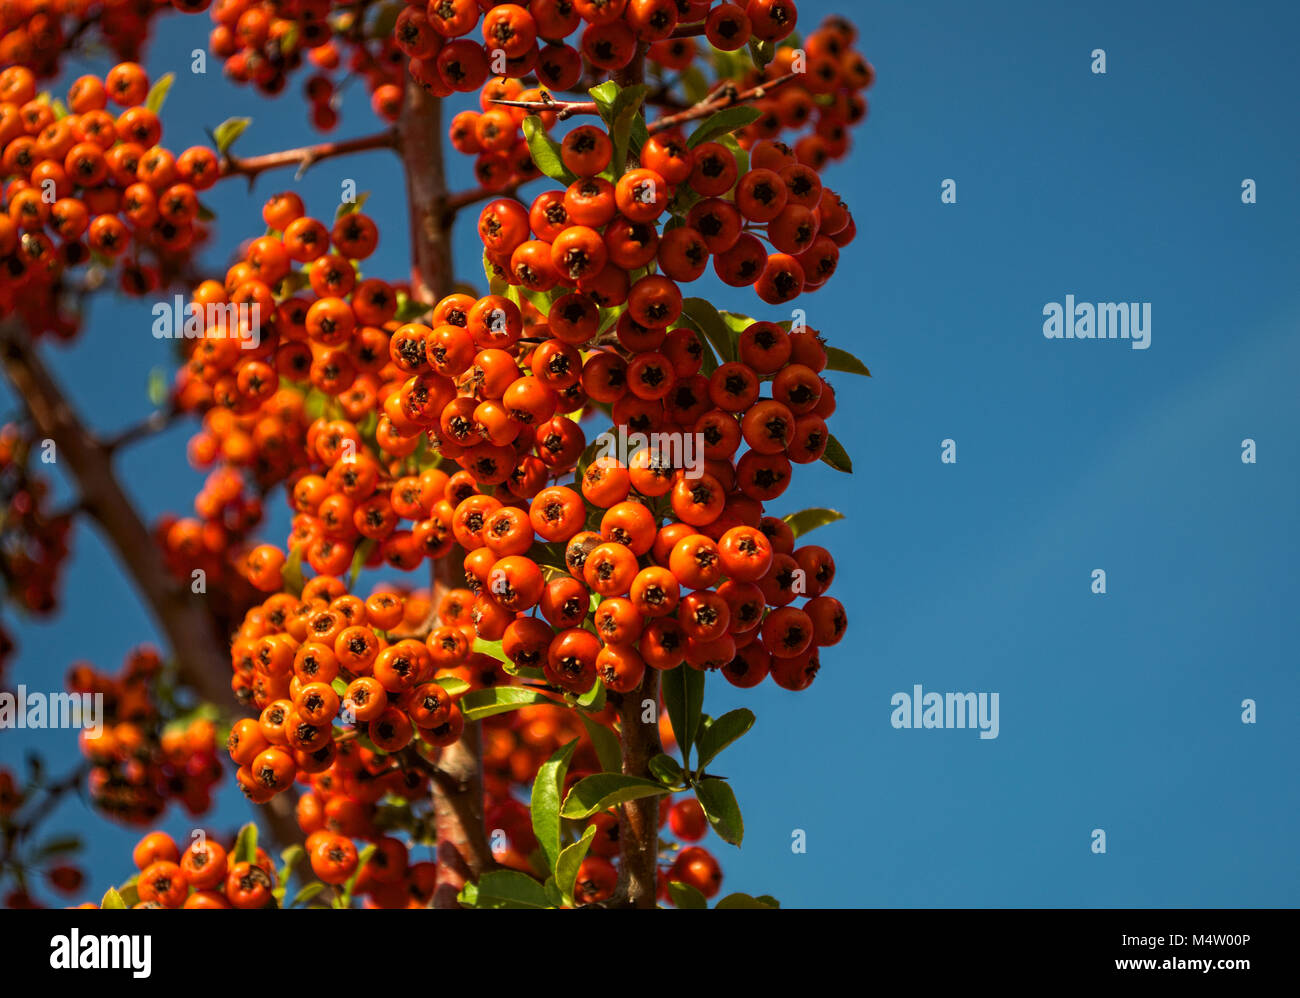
617, 670, 664, 907
398, 84, 455, 305
396, 82, 495, 906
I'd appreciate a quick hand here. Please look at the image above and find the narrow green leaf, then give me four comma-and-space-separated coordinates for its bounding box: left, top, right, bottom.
820, 433, 853, 473
575, 676, 605, 712
144, 73, 174, 114
680, 298, 736, 365
212, 116, 252, 155
782, 508, 845, 539
825, 345, 871, 377
718, 131, 749, 177
33, 835, 81, 859
530, 738, 579, 872
277, 844, 304, 885
335, 192, 371, 220
233, 822, 258, 865
289, 882, 327, 908
100, 887, 126, 910
434, 675, 469, 697
555, 824, 598, 905
460, 685, 556, 721
280, 544, 305, 596
687, 105, 763, 148
147, 367, 168, 407
661, 664, 705, 771
668, 880, 709, 909
559, 773, 672, 819
465, 869, 552, 908
695, 777, 744, 845
348, 537, 374, 588
715, 892, 778, 908
580, 713, 622, 774
522, 115, 576, 184
694, 708, 755, 769
339, 843, 376, 908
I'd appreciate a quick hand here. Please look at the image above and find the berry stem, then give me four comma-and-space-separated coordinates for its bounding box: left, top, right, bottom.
219, 128, 398, 183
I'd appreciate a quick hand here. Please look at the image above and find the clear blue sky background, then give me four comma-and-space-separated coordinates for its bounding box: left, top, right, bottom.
2, 0, 1297, 907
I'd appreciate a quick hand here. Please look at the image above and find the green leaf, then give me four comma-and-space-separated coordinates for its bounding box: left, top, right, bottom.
695, 777, 744, 845
147, 366, 168, 407
687, 106, 763, 148
471, 636, 507, 665
668, 880, 709, 909
279, 544, 305, 596
661, 664, 705, 771
289, 882, 327, 908
460, 685, 556, 721
680, 298, 736, 365
462, 869, 552, 909
348, 537, 374, 588
116, 883, 140, 907
559, 773, 672, 819
825, 345, 871, 377
694, 708, 755, 769
580, 713, 622, 774
715, 892, 779, 909
434, 675, 469, 697
338, 843, 376, 908
394, 291, 433, 323
277, 845, 304, 885
233, 822, 258, 865
335, 192, 370, 221
648, 752, 686, 787
681, 65, 710, 105
719, 132, 749, 179
530, 738, 579, 872
782, 508, 845, 539
100, 887, 127, 910
144, 72, 174, 114
33, 835, 81, 859
522, 115, 576, 184
212, 116, 252, 155
749, 38, 776, 71
575, 676, 605, 712
820, 433, 853, 473
590, 81, 650, 175
555, 824, 598, 905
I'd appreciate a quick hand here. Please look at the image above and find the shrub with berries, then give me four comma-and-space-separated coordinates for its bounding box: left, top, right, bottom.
0, 0, 871, 910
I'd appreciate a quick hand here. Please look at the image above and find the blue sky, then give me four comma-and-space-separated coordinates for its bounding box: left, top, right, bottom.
2, 0, 1297, 907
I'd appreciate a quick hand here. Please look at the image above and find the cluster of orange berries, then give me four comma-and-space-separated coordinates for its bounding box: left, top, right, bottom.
204, 0, 414, 129
0, 424, 71, 623
69, 647, 224, 823
397, 0, 802, 92
0, 0, 156, 82
0, 62, 215, 331
111, 829, 289, 909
